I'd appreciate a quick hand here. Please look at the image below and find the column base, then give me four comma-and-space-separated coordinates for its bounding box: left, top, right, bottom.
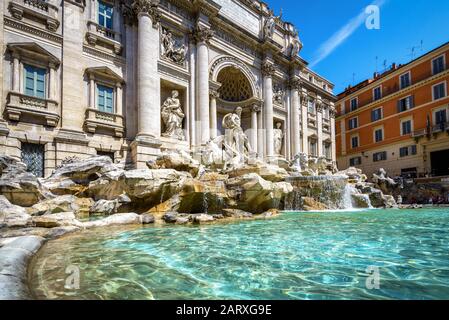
130, 134, 162, 169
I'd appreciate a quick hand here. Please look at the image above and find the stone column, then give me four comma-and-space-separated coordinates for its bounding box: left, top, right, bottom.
262, 61, 275, 159
193, 26, 214, 145
300, 90, 309, 154
49, 63, 57, 100
330, 103, 337, 162
12, 53, 20, 92
289, 78, 301, 156
136, 5, 160, 140
257, 107, 264, 158
251, 104, 260, 153
89, 74, 95, 108
316, 99, 323, 157
116, 82, 123, 115
209, 90, 219, 139
189, 39, 196, 146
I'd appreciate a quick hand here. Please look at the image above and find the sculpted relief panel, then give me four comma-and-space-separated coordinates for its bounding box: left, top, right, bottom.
161, 28, 187, 66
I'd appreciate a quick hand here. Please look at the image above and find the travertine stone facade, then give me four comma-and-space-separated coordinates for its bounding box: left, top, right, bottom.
0, 0, 335, 177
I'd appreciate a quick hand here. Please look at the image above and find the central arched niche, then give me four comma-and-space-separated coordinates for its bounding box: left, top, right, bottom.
216, 66, 253, 102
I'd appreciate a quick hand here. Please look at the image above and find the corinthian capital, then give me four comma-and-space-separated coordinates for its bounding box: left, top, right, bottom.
289, 77, 302, 90
121, 0, 160, 27
191, 25, 214, 44
261, 61, 276, 77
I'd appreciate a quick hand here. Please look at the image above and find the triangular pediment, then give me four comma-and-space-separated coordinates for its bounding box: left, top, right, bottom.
7, 42, 60, 65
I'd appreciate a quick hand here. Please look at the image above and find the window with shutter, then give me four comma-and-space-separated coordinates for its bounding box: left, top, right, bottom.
24, 65, 46, 98
97, 84, 114, 113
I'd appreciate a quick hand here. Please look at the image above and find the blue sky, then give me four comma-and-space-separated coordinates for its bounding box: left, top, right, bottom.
267, 0, 449, 94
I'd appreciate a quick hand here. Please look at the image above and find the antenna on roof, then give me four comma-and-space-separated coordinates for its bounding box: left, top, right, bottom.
375, 56, 378, 73
352, 72, 356, 85
383, 59, 387, 72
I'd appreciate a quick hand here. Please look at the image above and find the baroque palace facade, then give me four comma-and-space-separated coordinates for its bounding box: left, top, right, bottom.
0, 0, 336, 177
336, 41, 449, 178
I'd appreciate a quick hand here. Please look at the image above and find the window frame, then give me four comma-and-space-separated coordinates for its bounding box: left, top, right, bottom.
373, 126, 384, 143
433, 106, 448, 125
348, 116, 358, 130
373, 85, 382, 101
399, 71, 411, 89
23, 63, 47, 99
350, 134, 359, 149
349, 97, 358, 112
431, 54, 446, 75
397, 95, 414, 112
98, 0, 114, 30
400, 117, 413, 136
96, 83, 115, 113
349, 156, 362, 166
373, 151, 387, 162
432, 81, 447, 101
371, 106, 383, 122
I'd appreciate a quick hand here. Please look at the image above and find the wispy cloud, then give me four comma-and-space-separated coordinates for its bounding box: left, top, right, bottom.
309, 0, 387, 68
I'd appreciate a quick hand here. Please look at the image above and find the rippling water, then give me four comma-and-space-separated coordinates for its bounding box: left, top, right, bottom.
29, 208, 449, 300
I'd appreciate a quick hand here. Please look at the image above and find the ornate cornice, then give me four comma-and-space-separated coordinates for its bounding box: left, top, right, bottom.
4, 17, 63, 44
261, 61, 276, 77
191, 25, 214, 44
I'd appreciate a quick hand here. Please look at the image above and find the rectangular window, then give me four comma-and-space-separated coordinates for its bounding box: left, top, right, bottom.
432, 55, 445, 75
21, 143, 45, 178
308, 99, 315, 114
97, 84, 114, 113
349, 157, 362, 166
374, 128, 383, 142
373, 151, 387, 162
24, 64, 46, 99
397, 96, 414, 112
400, 72, 411, 89
348, 117, 358, 130
351, 136, 359, 149
435, 109, 447, 125
400, 145, 417, 158
323, 107, 330, 120
350, 98, 358, 111
401, 120, 412, 135
98, 1, 114, 29
433, 83, 446, 100
373, 86, 382, 101
371, 108, 382, 122
309, 141, 317, 156
323, 143, 331, 159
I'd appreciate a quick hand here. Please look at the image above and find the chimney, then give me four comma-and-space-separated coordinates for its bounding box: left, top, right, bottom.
373, 72, 379, 78
391, 63, 397, 70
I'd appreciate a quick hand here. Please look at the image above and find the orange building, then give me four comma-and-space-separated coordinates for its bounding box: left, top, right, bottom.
336, 41, 449, 178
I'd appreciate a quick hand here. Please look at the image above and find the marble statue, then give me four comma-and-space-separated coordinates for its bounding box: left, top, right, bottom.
161, 29, 186, 64
263, 14, 276, 39
222, 107, 252, 170
290, 35, 303, 57
273, 122, 284, 155
161, 90, 185, 140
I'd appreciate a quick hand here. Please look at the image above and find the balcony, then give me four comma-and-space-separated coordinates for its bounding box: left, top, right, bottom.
86, 21, 122, 55
84, 108, 124, 137
431, 123, 447, 134
412, 128, 427, 138
5, 91, 59, 126
8, 0, 60, 31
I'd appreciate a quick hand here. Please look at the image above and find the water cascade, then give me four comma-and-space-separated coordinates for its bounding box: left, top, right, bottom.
285, 175, 359, 210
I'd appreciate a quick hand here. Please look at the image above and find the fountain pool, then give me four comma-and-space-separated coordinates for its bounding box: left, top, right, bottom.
29, 208, 449, 300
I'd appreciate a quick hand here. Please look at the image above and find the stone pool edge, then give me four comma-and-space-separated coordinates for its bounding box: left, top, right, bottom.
0, 235, 45, 300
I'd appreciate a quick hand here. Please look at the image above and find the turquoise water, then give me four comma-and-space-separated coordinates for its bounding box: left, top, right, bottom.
30, 208, 449, 300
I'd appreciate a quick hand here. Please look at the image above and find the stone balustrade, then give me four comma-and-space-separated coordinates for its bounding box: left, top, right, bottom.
5, 91, 60, 126
8, 0, 59, 31
84, 108, 124, 138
